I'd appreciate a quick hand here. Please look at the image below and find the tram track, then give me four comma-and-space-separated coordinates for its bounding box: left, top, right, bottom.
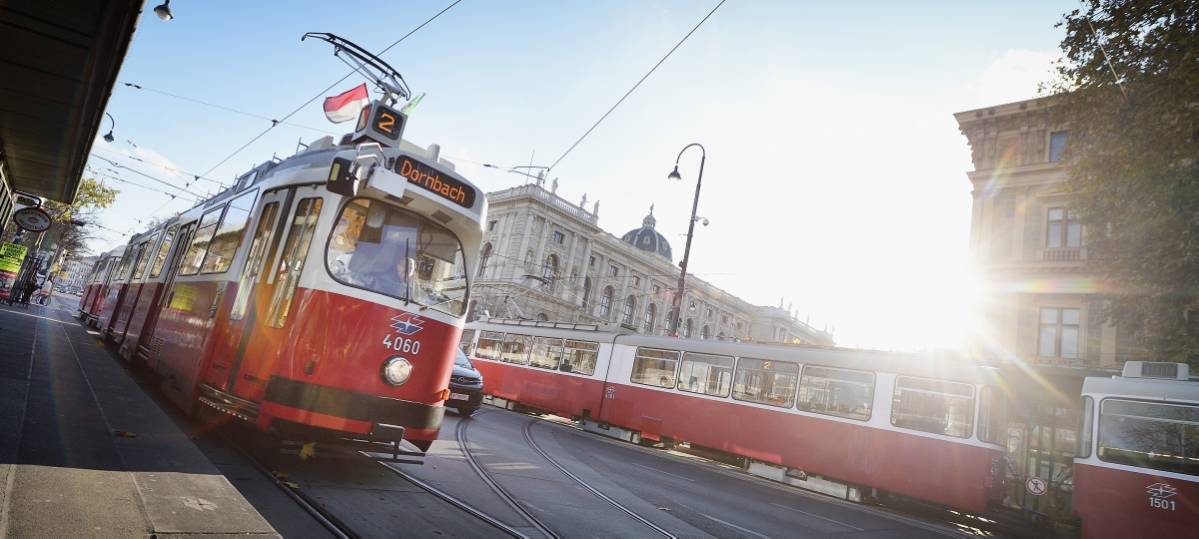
219, 431, 358, 539
456, 410, 676, 539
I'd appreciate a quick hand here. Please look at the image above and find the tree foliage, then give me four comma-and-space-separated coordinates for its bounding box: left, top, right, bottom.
1, 173, 120, 265
1048, 0, 1199, 367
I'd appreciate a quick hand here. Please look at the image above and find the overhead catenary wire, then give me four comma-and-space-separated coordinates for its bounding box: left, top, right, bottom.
119, 82, 343, 135
141, 0, 463, 221
547, 0, 727, 172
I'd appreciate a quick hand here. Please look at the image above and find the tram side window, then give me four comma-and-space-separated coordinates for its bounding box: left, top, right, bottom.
677, 352, 734, 397
266, 198, 323, 328
796, 365, 874, 421
475, 331, 504, 360
132, 239, 155, 280
180, 206, 225, 276
977, 385, 1007, 445
1098, 399, 1199, 476
631, 348, 680, 388
149, 226, 179, 278
891, 376, 975, 439
229, 202, 279, 321
113, 246, 136, 281
1077, 396, 1094, 459
561, 340, 598, 375
459, 329, 476, 355
501, 334, 532, 364
201, 190, 257, 274
529, 337, 564, 370
732, 358, 799, 408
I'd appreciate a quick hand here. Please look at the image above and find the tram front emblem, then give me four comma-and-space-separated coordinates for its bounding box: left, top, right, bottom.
390, 313, 425, 335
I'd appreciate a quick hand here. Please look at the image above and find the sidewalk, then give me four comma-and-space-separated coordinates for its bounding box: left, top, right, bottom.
0, 298, 279, 537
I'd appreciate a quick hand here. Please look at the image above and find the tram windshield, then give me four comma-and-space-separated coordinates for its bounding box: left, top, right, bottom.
326, 198, 468, 316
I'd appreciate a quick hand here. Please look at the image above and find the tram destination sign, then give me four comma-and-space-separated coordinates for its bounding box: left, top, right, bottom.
392, 155, 476, 209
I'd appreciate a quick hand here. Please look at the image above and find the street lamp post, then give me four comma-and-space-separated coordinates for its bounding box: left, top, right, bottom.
667, 143, 705, 337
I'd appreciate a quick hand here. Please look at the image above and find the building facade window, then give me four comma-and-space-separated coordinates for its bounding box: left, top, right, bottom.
1039, 307, 1081, 359
622, 295, 636, 325
721, 314, 729, 326
1047, 208, 1081, 248
701, 325, 710, 340
608, 265, 619, 276
683, 318, 693, 338
706, 308, 714, 319
599, 286, 614, 317
632, 276, 640, 286
542, 255, 558, 290
589, 255, 596, 267
552, 231, 564, 244
537, 313, 548, 321
477, 243, 491, 277
644, 304, 656, 334
652, 284, 661, 294
488, 220, 498, 231
1049, 131, 1068, 162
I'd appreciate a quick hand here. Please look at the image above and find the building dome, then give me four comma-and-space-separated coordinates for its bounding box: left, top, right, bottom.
620, 206, 672, 261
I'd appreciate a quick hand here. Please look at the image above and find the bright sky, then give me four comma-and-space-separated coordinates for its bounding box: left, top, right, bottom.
87, 0, 1074, 352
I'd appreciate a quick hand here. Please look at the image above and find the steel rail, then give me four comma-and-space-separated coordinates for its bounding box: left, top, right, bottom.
219, 432, 356, 539
520, 420, 677, 538
457, 412, 560, 539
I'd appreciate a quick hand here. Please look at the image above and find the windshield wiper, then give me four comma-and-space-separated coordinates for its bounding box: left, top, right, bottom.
419, 295, 458, 312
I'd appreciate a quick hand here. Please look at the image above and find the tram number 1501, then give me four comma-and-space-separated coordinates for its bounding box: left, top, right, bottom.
382, 334, 420, 354
1149, 497, 1176, 511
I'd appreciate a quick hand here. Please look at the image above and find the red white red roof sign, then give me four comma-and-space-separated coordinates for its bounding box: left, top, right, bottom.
13, 207, 51, 232
1026, 476, 1047, 496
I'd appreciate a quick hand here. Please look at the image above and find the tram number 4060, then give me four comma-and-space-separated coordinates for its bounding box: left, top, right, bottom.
1149, 497, 1176, 511
382, 334, 421, 354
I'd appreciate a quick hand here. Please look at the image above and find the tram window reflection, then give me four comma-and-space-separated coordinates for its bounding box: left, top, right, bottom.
562, 340, 598, 375
180, 206, 224, 276
677, 352, 734, 397
891, 376, 975, 439
1097, 399, 1199, 476
732, 358, 798, 408
202, 190, 257, 274
475, 331, 504, 360
796, 365, 873, 420
529, 337, 564, 370
501, 334, 532, 364
977, 385, 1007, 445
325, 198, 468, 316
631, 348, 680, 388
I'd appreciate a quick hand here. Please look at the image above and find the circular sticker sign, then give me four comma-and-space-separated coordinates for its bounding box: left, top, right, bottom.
1026, 476, 1047, 496
13, 207, 52, 232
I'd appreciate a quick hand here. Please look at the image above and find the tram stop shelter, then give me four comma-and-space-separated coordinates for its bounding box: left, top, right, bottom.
0, 0, 144, 227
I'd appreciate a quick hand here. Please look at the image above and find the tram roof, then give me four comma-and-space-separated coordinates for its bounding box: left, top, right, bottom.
0, 1, 144, 203
1082, 376, 1199, 403
469, 318, 1003, 386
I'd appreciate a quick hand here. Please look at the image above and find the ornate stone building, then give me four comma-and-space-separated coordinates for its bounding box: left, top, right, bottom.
470, 182, 833, 345
955, 97, 1138, 370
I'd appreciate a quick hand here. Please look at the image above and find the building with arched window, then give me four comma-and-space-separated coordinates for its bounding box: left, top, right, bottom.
468, 182, 832, 345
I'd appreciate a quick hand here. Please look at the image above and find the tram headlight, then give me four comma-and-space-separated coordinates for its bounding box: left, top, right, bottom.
381, 356, 413, 386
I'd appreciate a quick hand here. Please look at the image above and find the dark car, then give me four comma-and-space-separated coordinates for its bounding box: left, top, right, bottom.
447, 349, 484, 416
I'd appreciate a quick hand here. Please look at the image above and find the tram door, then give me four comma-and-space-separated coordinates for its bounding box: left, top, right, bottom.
203, 190, 285, 391
1006, 401, 1078, 519
229, 191, 324, 402
144, 221, 198, 370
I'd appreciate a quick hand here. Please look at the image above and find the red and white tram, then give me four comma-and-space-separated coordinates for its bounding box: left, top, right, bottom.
1072, 361, 1198, 538
462, 318, 1010, 513
82, 101, 485, 454
79, 247, 122, 324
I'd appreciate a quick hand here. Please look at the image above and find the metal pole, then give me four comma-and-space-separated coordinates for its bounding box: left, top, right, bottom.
668, 143, 705, 336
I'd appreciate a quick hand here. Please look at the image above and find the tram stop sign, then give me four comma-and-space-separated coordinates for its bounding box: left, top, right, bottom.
1026, 476, 1048, 496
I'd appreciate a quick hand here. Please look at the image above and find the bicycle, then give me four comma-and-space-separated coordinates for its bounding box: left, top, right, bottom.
32, 291, 51, 306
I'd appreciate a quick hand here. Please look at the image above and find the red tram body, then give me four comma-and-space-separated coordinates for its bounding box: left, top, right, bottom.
463, 318, 1009, 514
1072, 362, 1199, 538
82, 128, 485, 453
